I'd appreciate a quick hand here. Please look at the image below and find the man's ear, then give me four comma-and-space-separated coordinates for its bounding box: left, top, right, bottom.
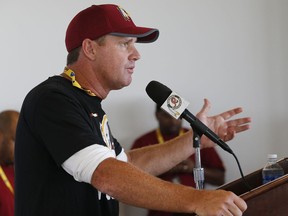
81, 39, 97, 60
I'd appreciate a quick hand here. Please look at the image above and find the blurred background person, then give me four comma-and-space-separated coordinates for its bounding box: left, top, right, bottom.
131, 103, 225, 216
0, 110, 19, 216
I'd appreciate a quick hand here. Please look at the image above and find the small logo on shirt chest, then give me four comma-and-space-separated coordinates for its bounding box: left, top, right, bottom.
90, 113, 98, 117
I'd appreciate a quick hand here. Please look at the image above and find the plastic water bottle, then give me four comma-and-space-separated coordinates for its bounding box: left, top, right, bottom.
262, 154, 284, 184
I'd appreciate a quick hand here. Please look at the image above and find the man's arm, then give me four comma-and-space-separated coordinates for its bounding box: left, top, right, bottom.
127, 130, 196, 176
88, 125, 246, 215
91, 157, 246, 215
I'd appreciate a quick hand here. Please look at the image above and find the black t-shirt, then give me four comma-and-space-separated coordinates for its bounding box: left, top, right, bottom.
15, 76, 123, 216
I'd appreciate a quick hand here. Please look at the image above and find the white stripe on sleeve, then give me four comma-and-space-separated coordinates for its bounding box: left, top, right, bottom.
62, 144, 119, 183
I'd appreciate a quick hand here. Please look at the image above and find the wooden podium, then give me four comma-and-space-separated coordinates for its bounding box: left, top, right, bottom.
174, 157, 288, 216
218, 157, 288, 215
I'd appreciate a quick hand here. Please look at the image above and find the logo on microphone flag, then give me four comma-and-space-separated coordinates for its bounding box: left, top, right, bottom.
161, 91, 190, 119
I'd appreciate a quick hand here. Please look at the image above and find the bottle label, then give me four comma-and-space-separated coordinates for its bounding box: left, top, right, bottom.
262, 174, 283, 184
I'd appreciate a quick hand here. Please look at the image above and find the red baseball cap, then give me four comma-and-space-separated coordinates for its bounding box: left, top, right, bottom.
65, 4, 159, 52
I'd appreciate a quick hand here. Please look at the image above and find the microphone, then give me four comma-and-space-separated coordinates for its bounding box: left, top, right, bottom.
145, 80, 234, 154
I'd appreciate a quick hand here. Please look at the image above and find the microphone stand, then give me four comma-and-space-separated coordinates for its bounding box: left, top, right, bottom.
192, 126, 204, 190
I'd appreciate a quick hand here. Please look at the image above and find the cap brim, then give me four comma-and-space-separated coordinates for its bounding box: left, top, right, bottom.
110, 28, 159, 43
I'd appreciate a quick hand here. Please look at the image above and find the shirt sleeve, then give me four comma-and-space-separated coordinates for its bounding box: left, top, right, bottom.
62, 144, 128, 183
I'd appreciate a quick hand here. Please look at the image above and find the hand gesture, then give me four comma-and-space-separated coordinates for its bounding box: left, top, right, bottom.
196, 99, 251, 146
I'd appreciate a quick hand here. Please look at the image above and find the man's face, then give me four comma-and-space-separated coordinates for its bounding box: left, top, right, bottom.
92, 35, 141, 90
156, 110, 182, 135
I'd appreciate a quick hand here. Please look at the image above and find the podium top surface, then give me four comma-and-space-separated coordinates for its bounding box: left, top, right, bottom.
218, 157, 288, 199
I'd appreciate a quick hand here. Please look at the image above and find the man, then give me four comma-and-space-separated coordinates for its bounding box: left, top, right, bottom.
0, 110, 19, 216
15, 4, 251, 216
132, 104, 226, 216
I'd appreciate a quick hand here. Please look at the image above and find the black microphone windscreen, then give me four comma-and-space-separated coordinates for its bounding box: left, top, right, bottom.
145, 80, 172, 106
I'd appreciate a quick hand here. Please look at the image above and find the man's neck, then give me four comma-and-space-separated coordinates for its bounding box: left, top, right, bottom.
64, 65, 109, 99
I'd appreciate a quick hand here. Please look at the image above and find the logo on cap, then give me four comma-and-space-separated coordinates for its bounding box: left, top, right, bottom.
117, 6, 131, 21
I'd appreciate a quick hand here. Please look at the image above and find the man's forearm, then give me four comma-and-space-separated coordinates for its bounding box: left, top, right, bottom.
91, 157, 246, 215
127, 130, 194, 176
91, 157, 198, 213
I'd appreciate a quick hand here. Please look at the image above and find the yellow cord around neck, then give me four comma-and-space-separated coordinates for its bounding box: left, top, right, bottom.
156, 128, 184, 144
63, 67, 96, 96
0, 165, 14, 195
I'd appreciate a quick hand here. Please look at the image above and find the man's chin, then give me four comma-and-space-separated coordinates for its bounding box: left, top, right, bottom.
121, 78, 133, 88
111, 77, 133, 91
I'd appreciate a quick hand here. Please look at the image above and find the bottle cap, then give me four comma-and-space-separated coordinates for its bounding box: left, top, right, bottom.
267, 154, 277, 159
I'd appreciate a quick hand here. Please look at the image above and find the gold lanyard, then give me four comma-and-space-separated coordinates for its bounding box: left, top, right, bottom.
0, 165, 14, 194
156, 128, 184, 144
63, 67, 96, 96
